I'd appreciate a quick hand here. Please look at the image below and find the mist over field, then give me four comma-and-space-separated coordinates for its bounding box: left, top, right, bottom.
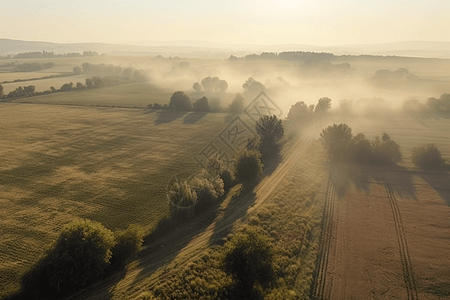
2, 0, 450, 299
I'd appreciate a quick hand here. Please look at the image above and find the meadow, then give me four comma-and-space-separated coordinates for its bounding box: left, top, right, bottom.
0, 103, 235, 296
13, 83, 174, 108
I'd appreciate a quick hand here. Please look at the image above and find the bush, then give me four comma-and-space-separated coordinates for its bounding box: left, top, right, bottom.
136, 291, 157, 300
170, 91, 192, 111
235, 150, 263, 184
412, 143, 446, 169
222, 230, 276, 296
111, 225, 145, 267
168, 180, 197, 220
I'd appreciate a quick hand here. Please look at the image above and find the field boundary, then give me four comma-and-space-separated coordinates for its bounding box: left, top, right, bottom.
311, 172, 336, 300
384, 182, 418, 300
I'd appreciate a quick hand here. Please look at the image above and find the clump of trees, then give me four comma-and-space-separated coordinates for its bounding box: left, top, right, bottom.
20, 220, 144, 297
403, 94, 450, 118
287, 97, 332, 126
13, 62, 55, 72
320, 123, 402, 165
412, 144, 446, 170
192, 76, 228, 93
222, 229, 276, 298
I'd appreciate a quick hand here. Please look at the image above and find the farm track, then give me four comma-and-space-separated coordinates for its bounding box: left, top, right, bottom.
384, 183, 419, 300
311, 172, 336, 300
68, 137, 313, 300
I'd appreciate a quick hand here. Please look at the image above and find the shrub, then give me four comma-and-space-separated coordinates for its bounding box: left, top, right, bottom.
220, 169, 236, 192
235, 149, 263, 184
412, 143, 446, 169
169, 91, 192, 111
320, 123, 353, 162
111, 225, 145, 267
222, 229, 276, 296
136, 291, 157, 300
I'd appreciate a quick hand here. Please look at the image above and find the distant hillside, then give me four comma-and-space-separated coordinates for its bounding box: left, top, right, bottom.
0, 39, 449, 59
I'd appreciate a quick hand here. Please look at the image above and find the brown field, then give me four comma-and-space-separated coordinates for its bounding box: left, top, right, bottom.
0, 103, 239, 296
313, 124, 450, 300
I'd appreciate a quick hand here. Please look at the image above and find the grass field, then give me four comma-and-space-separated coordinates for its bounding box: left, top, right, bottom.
1, 74, 90, 94
0, 72, 63, 83
0, 103, 238, 296
13, 83, 174, 107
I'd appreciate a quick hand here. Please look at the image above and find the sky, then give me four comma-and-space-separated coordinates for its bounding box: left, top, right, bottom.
1, 0, 449, 46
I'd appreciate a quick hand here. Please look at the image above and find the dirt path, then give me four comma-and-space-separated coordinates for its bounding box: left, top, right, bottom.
68, 137, 313, 300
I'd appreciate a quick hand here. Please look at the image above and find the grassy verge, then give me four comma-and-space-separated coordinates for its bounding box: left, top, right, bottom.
143, 140, 327, 299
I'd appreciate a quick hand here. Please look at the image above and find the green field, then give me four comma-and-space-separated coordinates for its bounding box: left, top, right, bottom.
0, 103, 237, 296
13, 83, 174, 107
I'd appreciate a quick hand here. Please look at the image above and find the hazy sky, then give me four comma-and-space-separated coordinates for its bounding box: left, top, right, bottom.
2, 0, 449, 45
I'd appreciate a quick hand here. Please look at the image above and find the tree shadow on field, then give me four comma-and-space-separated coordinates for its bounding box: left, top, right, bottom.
416, 167, 450, 206
209, 187, 257, 246
154, 110, 188, 125
330, 163, 417, 200
183, 111, 207, 124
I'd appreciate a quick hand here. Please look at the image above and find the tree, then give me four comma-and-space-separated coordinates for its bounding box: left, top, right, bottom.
287, 101, 313, 123
371, 133, 402, 165
82, 63, 92, 73
192, 82, 201, 92
59, 82, 73, 92
193, 96, 211, 112
169, 91, 192, 111
235, 149, 263, 184
85, 78, 93, 88
228, 93, 245, 114
0, 84, 3, 97
314, 97, 332, 115
76, 82, 85, 90
222, 230, 275, 297
320, 123, 353, 161
73, 66, 82, 74
92, 76, 104, 87
348, 133, 372, 164
201, 76, 228, 92
242, 77, 266, 94
255, 115, 284, 159
123, 67, 134, 79
412, 143, 446, 169
47, 220, 115, 291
